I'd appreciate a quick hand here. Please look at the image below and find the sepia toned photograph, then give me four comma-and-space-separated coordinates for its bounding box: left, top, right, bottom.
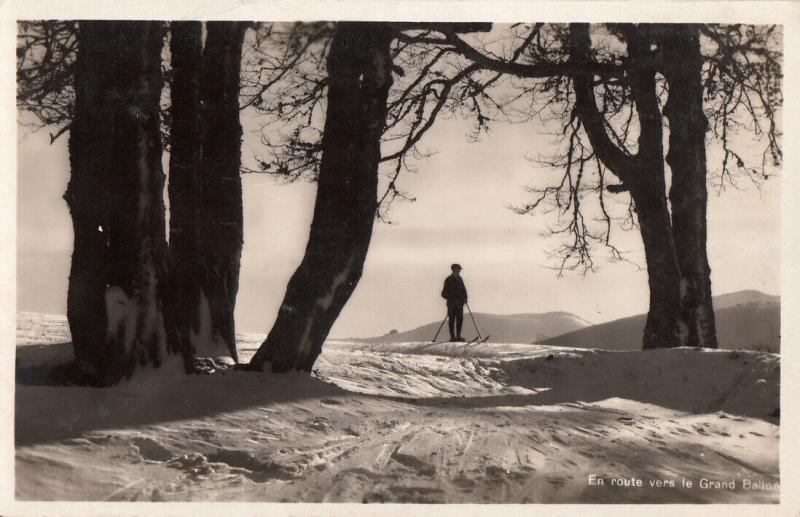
12, 6, 788, 510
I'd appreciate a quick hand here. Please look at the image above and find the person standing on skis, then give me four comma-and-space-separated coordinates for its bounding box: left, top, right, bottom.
441, 263, 468, 341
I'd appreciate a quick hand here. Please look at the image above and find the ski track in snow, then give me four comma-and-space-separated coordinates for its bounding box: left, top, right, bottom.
15, 313, 780, 503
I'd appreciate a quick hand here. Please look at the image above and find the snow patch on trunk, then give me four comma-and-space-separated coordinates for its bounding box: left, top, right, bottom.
190, 290, 234, 363
104, 264, 174, 377
104, 285, 137, 357
676, 277, 690, 343
696, 300, 713, 347
297, 255, 355, 359
140, 263, 169, 364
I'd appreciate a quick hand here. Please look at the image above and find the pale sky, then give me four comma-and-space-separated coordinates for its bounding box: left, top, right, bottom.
17, 103, 780, 338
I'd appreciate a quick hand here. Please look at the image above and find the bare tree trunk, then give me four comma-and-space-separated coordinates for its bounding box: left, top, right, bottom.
66, 21, 170, 385
630, 178, 684, 349
167, 21, 204, 364
197, 22, 247, 362
624, 26, 684, 350
570, 23, 683, 350
250, 22, 393, 373
659, 25, 719, 349
65, 22, 113, 375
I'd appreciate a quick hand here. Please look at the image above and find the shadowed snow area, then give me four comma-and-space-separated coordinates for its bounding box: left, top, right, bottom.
16, 312, 779, 503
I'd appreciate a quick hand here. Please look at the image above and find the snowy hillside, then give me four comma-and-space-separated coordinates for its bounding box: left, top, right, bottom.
15, 312, 779, 503
542, 290, 780, 352
357, 311, 592, 344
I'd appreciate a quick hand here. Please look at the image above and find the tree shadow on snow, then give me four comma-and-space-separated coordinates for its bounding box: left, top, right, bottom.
16, 356, 350, 447
16, 342, 78, 385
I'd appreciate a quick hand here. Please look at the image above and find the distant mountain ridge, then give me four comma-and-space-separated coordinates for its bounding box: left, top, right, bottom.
19, 290, 779, 353
358, 311, 592, 344
542, 290, 780, 353
711, 290, 779, 310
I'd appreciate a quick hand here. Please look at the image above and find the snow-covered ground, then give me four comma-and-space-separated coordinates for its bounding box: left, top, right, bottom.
15, 312, 780, 503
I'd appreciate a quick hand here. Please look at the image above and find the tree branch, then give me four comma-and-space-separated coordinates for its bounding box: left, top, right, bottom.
568, 23, 633, 180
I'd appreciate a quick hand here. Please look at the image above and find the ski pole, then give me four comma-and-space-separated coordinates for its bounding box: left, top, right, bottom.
431, 314, 448, 342
465, 303, 482, 341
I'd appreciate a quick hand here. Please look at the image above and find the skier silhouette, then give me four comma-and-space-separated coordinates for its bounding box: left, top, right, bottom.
441, 263, 468, 341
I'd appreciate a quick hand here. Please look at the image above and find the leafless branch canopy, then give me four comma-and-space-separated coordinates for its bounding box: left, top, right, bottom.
17, 21, 782, 272
17, 21, 78, 141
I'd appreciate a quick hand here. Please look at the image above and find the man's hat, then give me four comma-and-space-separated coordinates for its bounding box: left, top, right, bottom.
451, 263, 462, 271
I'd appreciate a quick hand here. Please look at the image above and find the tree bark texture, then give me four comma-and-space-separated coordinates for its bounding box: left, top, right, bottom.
623, 25, 685, 349
65, 21, 170, 385
197, 22, 247, 362
630, 179, 684, 349
167, 21, 204, 364
65, 21, 114, 373
658, 25, 719, 349
570, 23, 683, 349
250, 22, 393, 372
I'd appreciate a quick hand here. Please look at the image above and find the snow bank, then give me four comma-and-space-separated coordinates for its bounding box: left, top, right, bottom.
16, 314, 780, 503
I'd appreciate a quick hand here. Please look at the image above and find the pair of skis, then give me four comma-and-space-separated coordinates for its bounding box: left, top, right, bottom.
433, 334, 491, 345
466, 334, 491, 345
